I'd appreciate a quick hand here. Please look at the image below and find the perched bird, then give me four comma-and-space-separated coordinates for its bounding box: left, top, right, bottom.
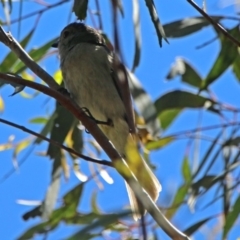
53, 22, 161, 219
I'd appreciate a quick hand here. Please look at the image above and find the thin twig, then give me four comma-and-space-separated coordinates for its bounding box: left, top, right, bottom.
0, 118, 112, 167
1, 0, 70, 25
187, 0, 240, 47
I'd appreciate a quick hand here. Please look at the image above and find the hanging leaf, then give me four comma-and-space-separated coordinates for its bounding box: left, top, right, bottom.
131, 0, 141, 71
166, 58, 202, 88
72, 0, 88, 20
163, 16, 222, 38
182, 156, 191, 183
144, 0, 168, 46
223, 195, 240, 238
202, 26, 240, 90
155, 90, 219, 115
184, 217, 212, 235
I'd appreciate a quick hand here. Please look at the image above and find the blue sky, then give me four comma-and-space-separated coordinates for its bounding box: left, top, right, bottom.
0, 0, 240, 239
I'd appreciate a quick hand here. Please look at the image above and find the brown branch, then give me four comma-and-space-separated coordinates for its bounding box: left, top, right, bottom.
0, 26, 59, 90
0, 24, 190, 238
0, 73, 190, 240
0, 118, 112, 167
187, 0, 240, 47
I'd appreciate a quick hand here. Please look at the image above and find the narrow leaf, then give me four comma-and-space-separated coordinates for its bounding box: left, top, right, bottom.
203, 26, 240, 89
131, 0, 141, 71
223, 195, 240, 238
144, 0, 168, 46
163, 16, 222, 38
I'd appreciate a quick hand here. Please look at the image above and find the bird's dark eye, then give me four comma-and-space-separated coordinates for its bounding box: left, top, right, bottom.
63, 30, 70, 39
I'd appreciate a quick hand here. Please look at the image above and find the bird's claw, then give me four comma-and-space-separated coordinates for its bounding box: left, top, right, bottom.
81, 107, 113, 127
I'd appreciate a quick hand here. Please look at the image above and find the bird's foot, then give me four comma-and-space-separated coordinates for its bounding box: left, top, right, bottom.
81, 107, 114, 127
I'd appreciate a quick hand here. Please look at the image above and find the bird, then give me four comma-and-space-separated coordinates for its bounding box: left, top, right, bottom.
53, 22, 161, 219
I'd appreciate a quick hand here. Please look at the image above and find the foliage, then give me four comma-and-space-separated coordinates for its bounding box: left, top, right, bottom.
0, 0, 240, 239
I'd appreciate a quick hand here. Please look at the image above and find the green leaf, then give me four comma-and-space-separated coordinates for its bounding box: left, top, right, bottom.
91, 191, 101, 214
154, 90, 218, 114
72, 0, 88, 20
63, 183, 84, 216
202, 26, 240, 89
13, 37, 58, 74
232, 56, 240, 82
145, 136, 174, 151
67, 211, 131, 240
132, 0, 141, 71
223, 195, 240, 238
17, 222, 51, 240
184, 217, 212, 235
158, 109, 181, 130
0, 28, 34, 73
166, 58, 202, 88
34, 111, 58, 144
47, 104, 75, 159
29, 117, 48, 124
182, 157, 191, 183
163, 16, 222, 38
165, 185, 188, 219
144, 0, 168, 47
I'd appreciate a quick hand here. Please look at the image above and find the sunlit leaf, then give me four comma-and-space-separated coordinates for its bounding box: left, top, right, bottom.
13, 139, 31, 161
145, 136, 174, 151
61, 152, 69, 180
0, 95, 4, 112
0, 142, 12, 151
53, 69, 63, 85
29, 117, 48, 124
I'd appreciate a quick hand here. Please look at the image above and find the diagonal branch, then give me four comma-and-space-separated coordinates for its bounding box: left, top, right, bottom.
187, 0, 240, 47
0, 118, 112, 167
0, 26, 59, 89
0, 27, 190, 238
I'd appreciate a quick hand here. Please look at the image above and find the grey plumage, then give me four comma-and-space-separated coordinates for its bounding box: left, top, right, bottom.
56, 23, 161, 219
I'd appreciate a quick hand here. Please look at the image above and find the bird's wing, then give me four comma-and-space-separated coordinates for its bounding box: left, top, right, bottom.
110, 58, 136, 134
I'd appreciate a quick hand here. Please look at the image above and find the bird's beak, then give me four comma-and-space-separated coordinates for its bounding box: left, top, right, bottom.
52, 40, 59, 48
